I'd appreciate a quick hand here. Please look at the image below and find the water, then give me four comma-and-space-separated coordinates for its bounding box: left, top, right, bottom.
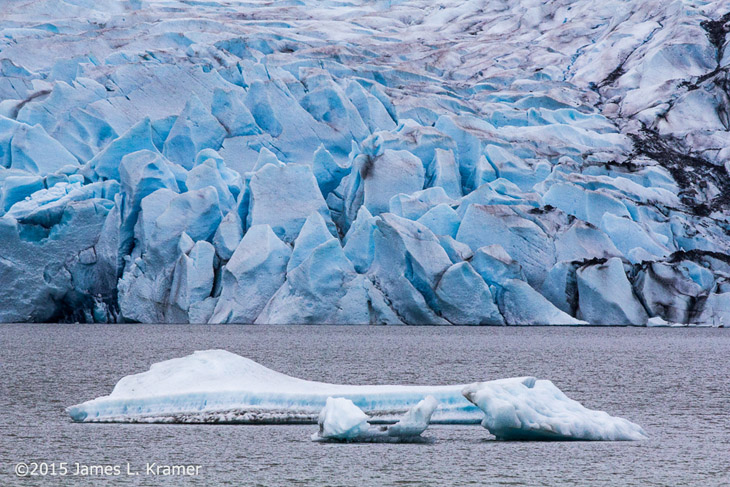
1, 325, 728, 486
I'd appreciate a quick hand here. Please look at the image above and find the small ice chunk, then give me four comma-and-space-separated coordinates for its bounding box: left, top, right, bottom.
387, 395, 438, 437
647, 316, 673, 327
312, 395, 438, 442
313, 397, 370, 441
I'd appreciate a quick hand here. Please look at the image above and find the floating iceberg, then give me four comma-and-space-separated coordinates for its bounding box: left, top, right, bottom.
312, 397, 370, 441
311, 395, 438, 442
67, 351, 646, 442
462, 377, 648, 441
386, 395, 439, 437
67, 350, 480, 424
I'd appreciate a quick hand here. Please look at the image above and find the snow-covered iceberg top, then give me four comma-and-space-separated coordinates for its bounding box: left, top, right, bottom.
67, 350, 478, 424
462, 377, 648, 441
312, 395, 438, 442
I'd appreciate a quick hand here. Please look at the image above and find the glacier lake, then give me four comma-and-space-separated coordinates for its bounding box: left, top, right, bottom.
1, 325, 728, 486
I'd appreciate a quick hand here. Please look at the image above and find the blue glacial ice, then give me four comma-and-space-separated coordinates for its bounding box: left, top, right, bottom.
67, 350, 646, 441
3, 0, 730, 324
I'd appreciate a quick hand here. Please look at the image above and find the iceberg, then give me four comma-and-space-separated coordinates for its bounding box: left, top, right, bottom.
67, 350, 647, 443
462, 378, 648, 441
311, 395, 439, 442
67, 350, 480, 424
386, 395, 439, 438
312, 397, 370, 441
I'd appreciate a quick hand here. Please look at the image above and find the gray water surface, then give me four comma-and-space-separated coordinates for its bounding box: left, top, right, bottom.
1, 325, 728, 486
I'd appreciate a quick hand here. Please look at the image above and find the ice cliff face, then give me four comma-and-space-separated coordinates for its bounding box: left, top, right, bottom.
2, 0, 730, 324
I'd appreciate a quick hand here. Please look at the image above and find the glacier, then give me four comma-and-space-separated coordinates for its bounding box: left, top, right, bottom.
67, 350, 646, 441
2, 0, 730, 324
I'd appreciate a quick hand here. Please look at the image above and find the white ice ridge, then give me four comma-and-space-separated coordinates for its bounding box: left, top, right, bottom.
311, 395, 438, 442
67, 350, 647, 442
66, 350, 480, 424
462, 377, 648, 441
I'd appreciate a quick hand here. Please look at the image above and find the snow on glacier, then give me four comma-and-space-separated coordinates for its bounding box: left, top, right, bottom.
2, 0, 730, 324
462, 377, 648, 441
67, 350, 645, 442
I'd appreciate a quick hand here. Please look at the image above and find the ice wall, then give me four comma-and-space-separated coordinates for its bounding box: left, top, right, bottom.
2, 0, 730, 324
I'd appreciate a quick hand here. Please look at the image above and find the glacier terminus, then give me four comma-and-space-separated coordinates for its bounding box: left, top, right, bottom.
2, 0, 730, 325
